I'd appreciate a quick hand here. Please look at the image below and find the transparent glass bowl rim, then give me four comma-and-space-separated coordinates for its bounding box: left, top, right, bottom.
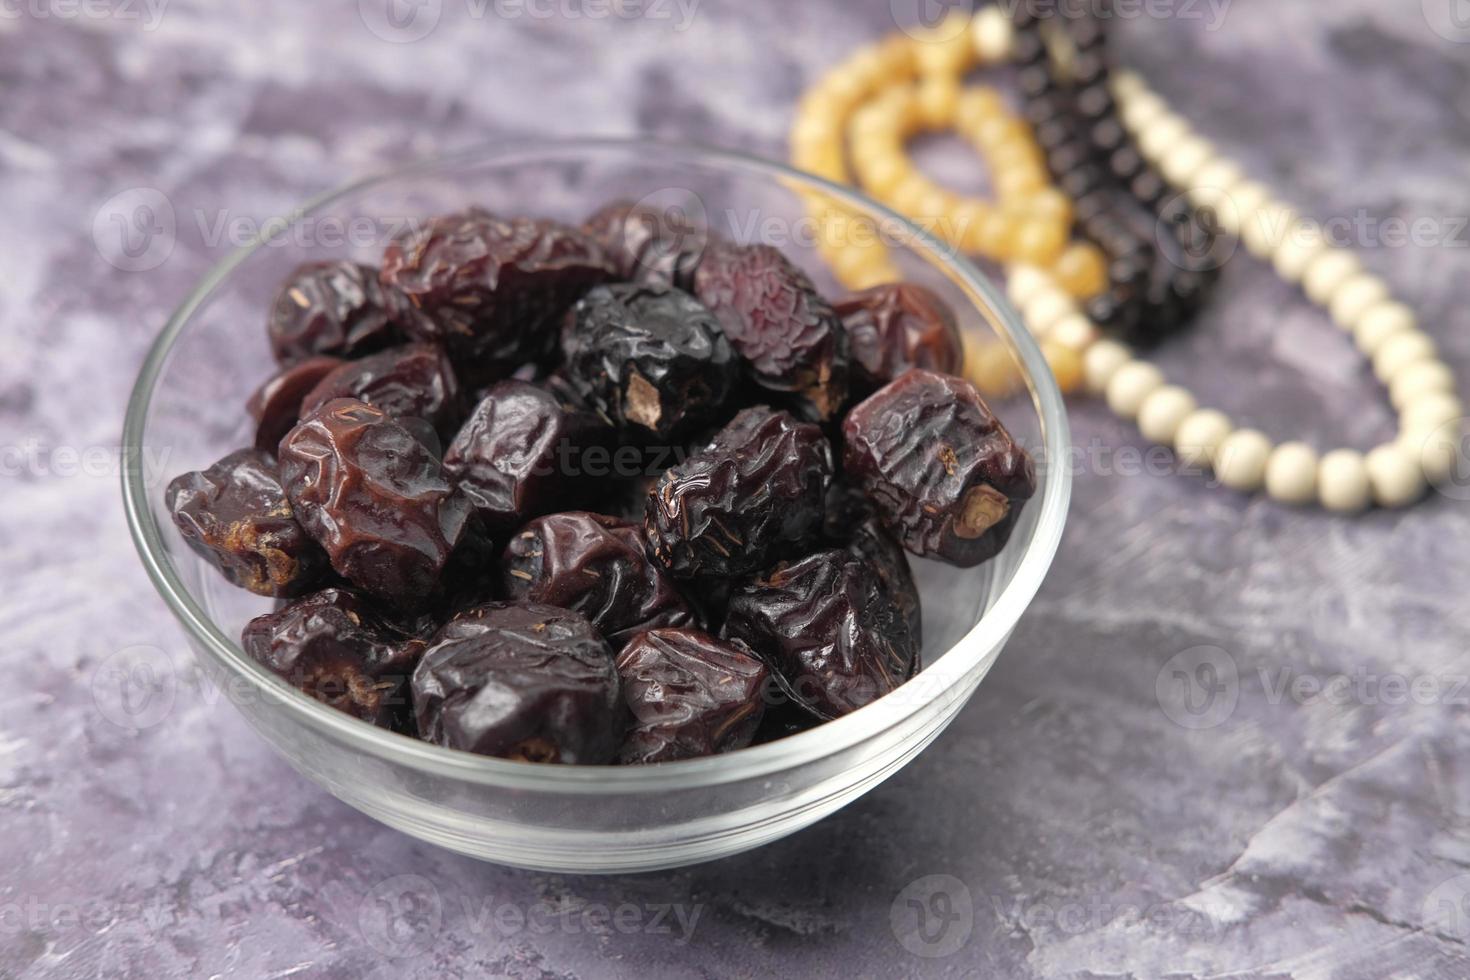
121, 137, 1071, 795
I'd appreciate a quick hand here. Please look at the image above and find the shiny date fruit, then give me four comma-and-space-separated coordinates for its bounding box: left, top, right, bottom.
380, 210, 616, 383
502, 511, 695, 649
615, 628, 768, 764
823, 482, 923, 645
279, 398, 476, 607
843, 369, 1035, 568
561, 283, 739, 440
580, 199, 710, 288
412, 601, 624, 763
724, 548, 919, 721
241, 587, 422, 730
166, 448, 327, 597
645, 406, 833, 582
692, 241, 849, 420
300, 343, 462, 439
833, 283, 963, 395
268, 261, 405, 366
442, 380, 612, 539
247, 355, 343, 453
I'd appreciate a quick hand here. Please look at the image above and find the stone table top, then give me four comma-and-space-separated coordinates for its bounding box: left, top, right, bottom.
4, 0, 1470, 977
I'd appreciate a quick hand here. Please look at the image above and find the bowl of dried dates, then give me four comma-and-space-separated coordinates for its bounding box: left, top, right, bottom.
123, 140, 1069, 872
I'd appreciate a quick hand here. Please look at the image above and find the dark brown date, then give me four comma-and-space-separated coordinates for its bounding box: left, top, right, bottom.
691, 241, 849, 420
442, 380, 612, 539
615, 628, 768, 764
278, 398, 475, 606
380, 210, 616, 383
268, 261, 405, 366
300, 343, 461, 438
843, 369, 1035, 567
247, 355, 343, 453
412, 601, 623, 763
502, 511, 695, 649
580, 199, 710, 288
166, 448, 327, 597
833, 283, 963, 395
561, 283, 738, 440
724, 548, 918, 721
645, 406, 833, 582
823, 483, 922, 644
241, 587, 422, 730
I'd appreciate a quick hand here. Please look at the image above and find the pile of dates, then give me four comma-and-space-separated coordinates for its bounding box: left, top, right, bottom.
167, 202, 1036, 765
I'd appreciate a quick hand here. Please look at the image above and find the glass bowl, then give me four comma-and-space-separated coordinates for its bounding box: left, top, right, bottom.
122, 139, 1070, 874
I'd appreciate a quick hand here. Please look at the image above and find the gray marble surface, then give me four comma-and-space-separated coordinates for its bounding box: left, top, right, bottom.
4, 0, 1470, 976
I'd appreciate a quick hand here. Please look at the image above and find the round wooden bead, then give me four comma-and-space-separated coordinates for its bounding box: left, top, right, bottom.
1111, 70, 1147, 100
1105, 361, 1165, 419
1215, 429, 1273, 492
1022, 289, 1076, 336
1160, 137, 1215, 187
1264, 441, 1319, 504
1137, 113, 1190, 160
1083, 339, 1133, 396
1118, 91, 1167, 131
1210, 181, 1271, 237
1174, 408, 1233, 469
1389, 360, 1456, 411
1272, 224, 1327, 284
1302, 250, 1362, 306
1317, 449, 1371, 512
1365, 443, 1426, 508
1405, 422, 1463, 484
1242, 201, 1293, 259
917, 74, 961, 127
1050, 313, 1099, 352
1137, 385, 1198, 443
1372, 330, 1437, 382
1189, 158, 1244, 195
1400, 391, 1463, 432
1352, 301, 1416, 356
1328, 274, 1390, 330
1007, 265, 1052, 308
971, 6, 1015, 63
1050, 242, 1109, 298
1042, 340, 1083, 394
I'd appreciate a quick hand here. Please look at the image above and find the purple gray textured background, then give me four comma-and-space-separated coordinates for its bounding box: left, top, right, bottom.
5, 0, 1470, 977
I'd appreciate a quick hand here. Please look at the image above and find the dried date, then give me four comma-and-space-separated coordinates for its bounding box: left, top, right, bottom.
268, 261, 405, 366
247, 355, 343, 453
278, 398, 476, 606
580, 199, 710, 288
300, 343, 462, 438
561, 283, 738, 440
823, 483, 922, 644
842, 369, 1035, 567
616, 628, 767, 764
502, 511, 695, 649
412, 601, 623, 763
833, 283, 963, 395
645, 406, 833, 581
166, 448, 327, 597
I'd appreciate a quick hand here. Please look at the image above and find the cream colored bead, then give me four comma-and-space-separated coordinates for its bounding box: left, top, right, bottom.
916, 75, 961, 128
1272, 223, 1327, 284
1365, 443, 1426, 508
1120, 91, 1168, 132
1137, 113, 1191, 160
1022, 289, 1076, 337
1401, 422, 1463, 484
1389, 360, 1456, 411
1189, 159, 1244, 195
1328, 274, 1390, 330
1242, 201, 1294, 259
1317, 449, 1371, 512
1083, 339, 1132, 396
1400, 391, 1463, 432
1352, 301, 1416, 355
1209, 181, 1271, 237
1007, 265, 1052, 308
1215, 429, 1273, 492
1373, 330, 1438, 382
1111, 70, 1147, 100
1050, 313, 1098, 353
1174, 408, 1233, 470
1301, 249, 1362, 306
1105, 361, 1165, 419
1137, 385, 1198, 443
1160, 137, 1215, 188
971, 6, 1014, 64
1264, 441, 1318, 504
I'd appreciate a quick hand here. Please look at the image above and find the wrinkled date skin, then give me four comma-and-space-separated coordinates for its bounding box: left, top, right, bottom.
268, 261, 405, 366
645, 406, 833, 582
562, 283, 739, 441
615, 628, 768, 764
843, 369, 1036, 568
442, 380, 612, 539
580, 199, 711, 288
247, 355, 343, 453
724, 548, 919, 721
241, 587, 422, 730
834, 283, 963, 395
824, 482, 923, 646
300, 343, 462, 439
166, 448, 327, 597
412, 601, 624, 763
278, 398, 475, 606
692, 241, 849, 421
502, 511, 694, 649
381, 209, 616, 383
